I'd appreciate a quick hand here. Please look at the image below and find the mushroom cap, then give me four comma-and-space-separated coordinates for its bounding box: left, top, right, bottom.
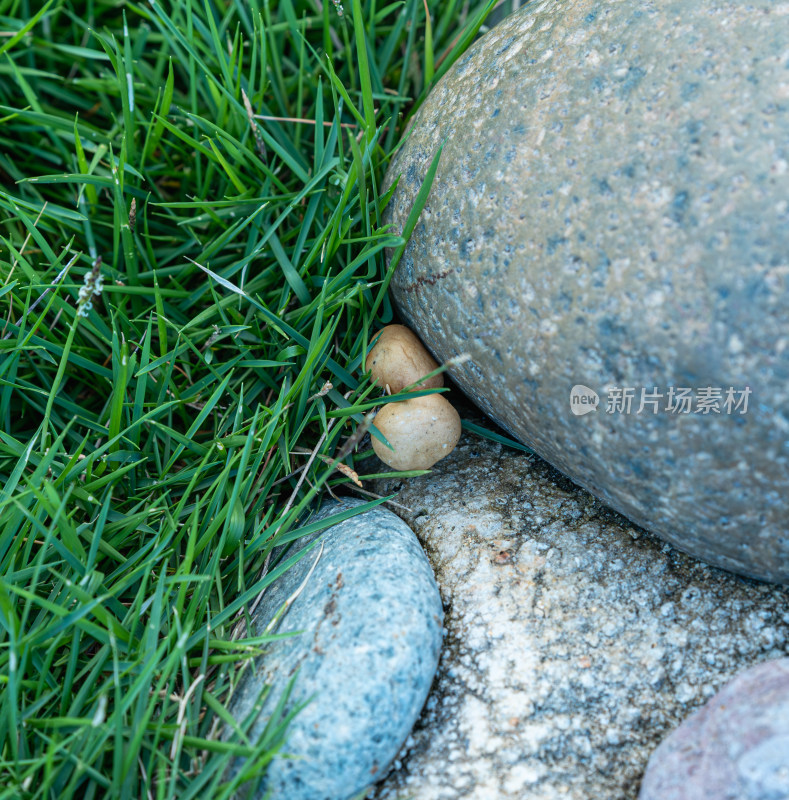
372, 393, 461, 471
365, 324, 443, 395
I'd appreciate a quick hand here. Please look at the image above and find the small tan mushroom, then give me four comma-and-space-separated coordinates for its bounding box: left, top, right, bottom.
372, 393, 461, 470
365, 324, 443, 395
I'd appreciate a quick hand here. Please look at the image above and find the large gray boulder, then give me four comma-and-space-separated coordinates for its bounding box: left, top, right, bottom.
384, 0, 789, 583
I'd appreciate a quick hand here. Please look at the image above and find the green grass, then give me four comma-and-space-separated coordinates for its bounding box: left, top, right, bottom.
0, 0, 496, 797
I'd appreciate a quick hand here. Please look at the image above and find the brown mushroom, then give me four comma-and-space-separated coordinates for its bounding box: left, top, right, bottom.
372, 393, 461, 470
365, 324, 443, 395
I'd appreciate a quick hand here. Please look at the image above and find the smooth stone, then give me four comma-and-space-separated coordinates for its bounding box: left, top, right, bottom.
383, 0, 789, 584
639, 658, 789, 800
368, 432, 789, 800
226, 498, 443, 799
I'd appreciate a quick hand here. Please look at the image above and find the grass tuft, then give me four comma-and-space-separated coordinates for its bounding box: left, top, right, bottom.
0, 0, 495, 797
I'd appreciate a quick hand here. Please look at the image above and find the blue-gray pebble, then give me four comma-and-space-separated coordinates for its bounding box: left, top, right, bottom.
226, 498, 443, 799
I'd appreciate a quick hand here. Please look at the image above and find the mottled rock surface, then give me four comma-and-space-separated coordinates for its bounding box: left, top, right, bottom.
369, 433, 789, 800
384, 0, 789, 583
226, 499, 443, 800
639, 658, 789, 800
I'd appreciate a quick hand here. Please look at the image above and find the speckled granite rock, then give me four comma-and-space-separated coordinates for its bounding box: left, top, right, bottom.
639, 658, 789, 800
226, 499, 443, 800
384, 0, 789, 584
369, 433, 789, 800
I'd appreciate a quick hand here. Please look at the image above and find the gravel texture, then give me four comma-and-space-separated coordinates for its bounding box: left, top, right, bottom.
370, 433, 789, 800
383, 0, 789, 584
